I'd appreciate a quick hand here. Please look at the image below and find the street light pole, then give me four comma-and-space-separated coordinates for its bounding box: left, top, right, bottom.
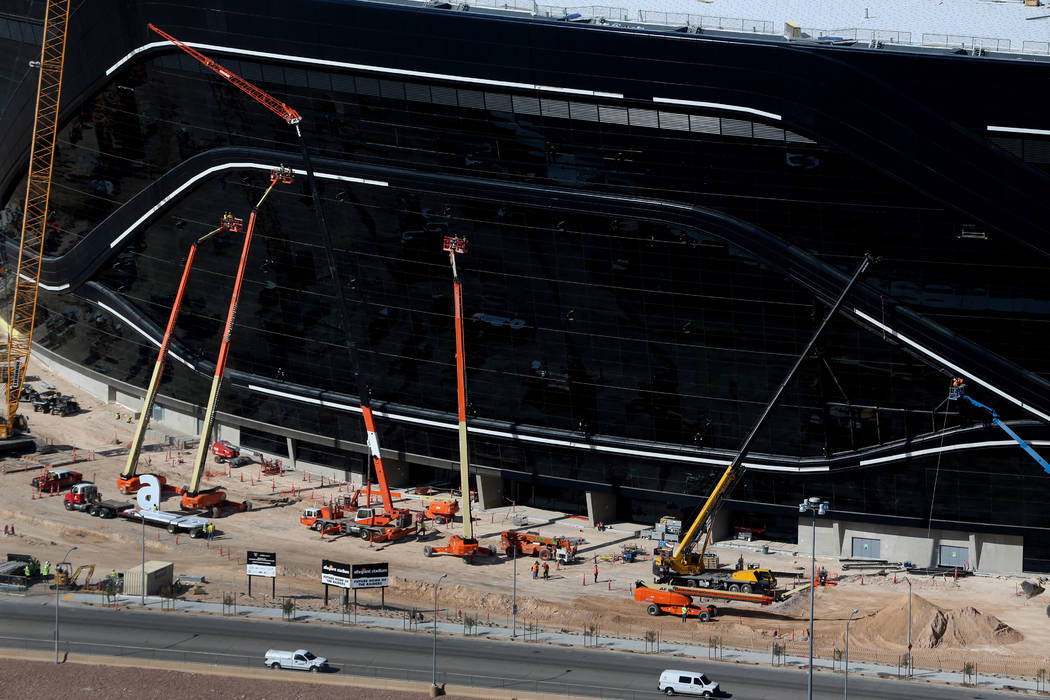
845, 608, 859, 699
141, 509, 146, 605
799, 496, 829, 700
432, 572, 447, 692
55, 544, 77, 663
511, 546, 518, 638
905, 577, 912, 677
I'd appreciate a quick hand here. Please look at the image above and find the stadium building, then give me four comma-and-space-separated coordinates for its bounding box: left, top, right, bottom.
2, 0, 1050, 572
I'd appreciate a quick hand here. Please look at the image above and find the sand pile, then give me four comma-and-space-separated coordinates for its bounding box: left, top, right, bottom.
849, 594, 1023, 649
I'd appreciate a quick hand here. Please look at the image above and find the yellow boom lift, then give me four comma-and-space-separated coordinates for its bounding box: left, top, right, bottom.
653, 255, 874, 589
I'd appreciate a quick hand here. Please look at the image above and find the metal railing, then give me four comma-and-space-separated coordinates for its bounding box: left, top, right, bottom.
536, 5, 628, 21
922, 33, 1011, 52
638, 10, 774, 34
0, 634, 645, 699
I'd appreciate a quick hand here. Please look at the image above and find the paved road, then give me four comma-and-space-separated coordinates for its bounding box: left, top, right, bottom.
0, 597, 1016, 699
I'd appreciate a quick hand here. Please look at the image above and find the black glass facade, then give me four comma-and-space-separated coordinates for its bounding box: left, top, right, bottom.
2, 0, 1050, 567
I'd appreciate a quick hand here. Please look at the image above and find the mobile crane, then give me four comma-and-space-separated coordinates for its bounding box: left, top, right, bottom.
149, 26, 410, 534
117, 216, 242, 494
422, 236, 492, 563
2, 0, 69, 439
182, 166, 292, 515
948, 379, 1050, 474
653, 254, 874, 590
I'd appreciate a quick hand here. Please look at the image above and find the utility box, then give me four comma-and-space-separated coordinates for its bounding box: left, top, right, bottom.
784, 22, 801, 40
122, 561, 173, 596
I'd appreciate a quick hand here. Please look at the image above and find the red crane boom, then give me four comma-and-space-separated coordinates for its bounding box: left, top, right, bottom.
147, 23, 300, 125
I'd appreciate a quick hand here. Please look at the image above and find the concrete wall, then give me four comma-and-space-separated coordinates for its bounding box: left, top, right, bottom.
797, 518, 1023, 574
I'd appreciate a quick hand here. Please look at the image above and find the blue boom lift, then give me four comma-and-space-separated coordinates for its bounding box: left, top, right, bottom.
948, 379, 1050, 475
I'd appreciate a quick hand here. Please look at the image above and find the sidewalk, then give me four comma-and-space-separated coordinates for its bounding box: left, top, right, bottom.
67, 592, 1038, 694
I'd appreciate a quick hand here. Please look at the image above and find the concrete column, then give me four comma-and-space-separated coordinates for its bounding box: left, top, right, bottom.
475, 473, 503, 509
585, 491, 616, 527
709, 508, 731, 542
286, 437, 297, 468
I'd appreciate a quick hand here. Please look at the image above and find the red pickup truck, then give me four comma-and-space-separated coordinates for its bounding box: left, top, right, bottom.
31, 469, 82, 491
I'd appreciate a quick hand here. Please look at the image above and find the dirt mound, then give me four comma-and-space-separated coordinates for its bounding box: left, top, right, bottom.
850, 594, 1022, 649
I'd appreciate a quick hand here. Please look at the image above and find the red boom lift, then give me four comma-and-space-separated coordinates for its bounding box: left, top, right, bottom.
117, 215, 242, 494
150, 25, 412, 536
182, 166, 293, 515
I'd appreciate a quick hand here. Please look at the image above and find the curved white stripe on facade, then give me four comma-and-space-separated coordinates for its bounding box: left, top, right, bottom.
96, 301, 195, 370
653, 96, 782, 121
987, 125, 1050, 136
852, 307, 1050, 423
107, 162, 388, 252
105, 40, 624, 99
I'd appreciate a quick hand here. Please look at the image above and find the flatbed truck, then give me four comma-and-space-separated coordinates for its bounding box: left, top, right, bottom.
64, 482, 209, 537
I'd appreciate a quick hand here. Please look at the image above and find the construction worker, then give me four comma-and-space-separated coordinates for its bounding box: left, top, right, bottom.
531, 561, 539, 579
681, 605, 688, 622
593, 563, 598, 584
109, 569, 116, 579
418, 519, 426, 539
23, 564, 31, 578
42, 561, 50, 577
542, 562, 550, 580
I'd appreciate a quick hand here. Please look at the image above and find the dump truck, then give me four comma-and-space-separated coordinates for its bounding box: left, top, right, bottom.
301, 505, 344, 532
501, 531, 583, 562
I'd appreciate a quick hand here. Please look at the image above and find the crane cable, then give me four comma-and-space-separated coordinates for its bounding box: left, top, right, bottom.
925, 394, 951, 538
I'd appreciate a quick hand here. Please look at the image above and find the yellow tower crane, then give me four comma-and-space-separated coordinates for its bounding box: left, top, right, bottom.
2, 0, 70, 438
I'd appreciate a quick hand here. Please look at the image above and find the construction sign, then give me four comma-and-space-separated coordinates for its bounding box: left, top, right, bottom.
321, 559, 352, 588
351, 562, 388, 589
246, 551, 276, 578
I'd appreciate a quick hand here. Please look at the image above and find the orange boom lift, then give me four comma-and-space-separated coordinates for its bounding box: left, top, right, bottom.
117, 216, 242, 494
182, 166, 293, 514
149, 26, 411, 529
422, 236, 491, 563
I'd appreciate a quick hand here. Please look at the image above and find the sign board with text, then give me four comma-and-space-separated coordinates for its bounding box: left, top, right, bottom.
351, 562, 389, 589
246, 551, 276, 578
321, 559, 352, 588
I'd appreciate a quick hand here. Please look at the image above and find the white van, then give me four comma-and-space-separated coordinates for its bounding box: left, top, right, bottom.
658, 669, 719, 697
264, 648, 328, 672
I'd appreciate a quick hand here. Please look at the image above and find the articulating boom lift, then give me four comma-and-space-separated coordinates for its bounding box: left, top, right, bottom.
182, 166, 292, 515
653, 254, 874, 586
117, 216, 243, 494
150, 25, 412, 533
948, 379, 1050, 475
422, 236, 492, 563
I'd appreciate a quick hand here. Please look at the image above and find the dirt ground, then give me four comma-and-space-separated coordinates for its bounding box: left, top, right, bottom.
0, 654, 517, 699
3, 358, 1050, 680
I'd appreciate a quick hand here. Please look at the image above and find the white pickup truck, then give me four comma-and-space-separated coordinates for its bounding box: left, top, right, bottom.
264, 648, 328, 672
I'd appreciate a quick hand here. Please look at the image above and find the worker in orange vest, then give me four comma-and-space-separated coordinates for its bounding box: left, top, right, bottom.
531, 562, 539, 579
593, 563, 598, 584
